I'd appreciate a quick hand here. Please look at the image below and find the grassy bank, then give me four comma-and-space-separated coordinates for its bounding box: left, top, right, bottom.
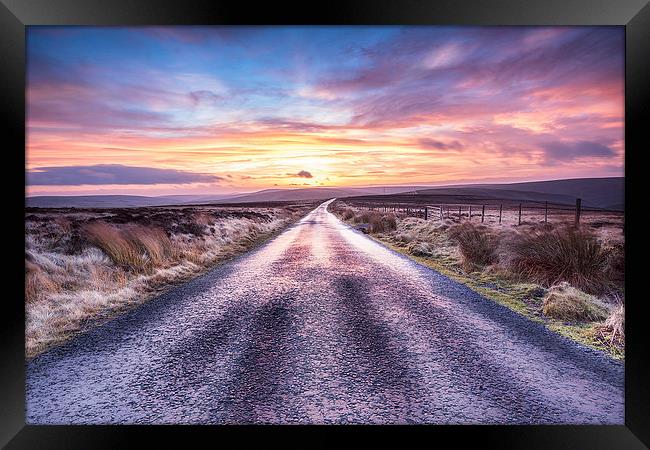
329, 201, 625, 360
25, 203, 315, 358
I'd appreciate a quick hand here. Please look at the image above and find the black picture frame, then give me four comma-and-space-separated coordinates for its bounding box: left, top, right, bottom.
1, 0, 648, 447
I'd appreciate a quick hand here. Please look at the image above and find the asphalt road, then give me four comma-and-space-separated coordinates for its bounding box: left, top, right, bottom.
26, 200, 624, 424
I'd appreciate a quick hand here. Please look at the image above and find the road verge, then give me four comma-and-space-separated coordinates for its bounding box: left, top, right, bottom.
328, 201, 624, 360
25, 203, 316, 358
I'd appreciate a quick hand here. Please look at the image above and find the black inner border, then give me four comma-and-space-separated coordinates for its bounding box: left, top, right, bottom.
1, 0, 648, 448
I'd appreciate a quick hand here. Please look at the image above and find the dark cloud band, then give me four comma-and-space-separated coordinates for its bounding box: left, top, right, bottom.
288, 170, 313, 179
540, 140, 615, 162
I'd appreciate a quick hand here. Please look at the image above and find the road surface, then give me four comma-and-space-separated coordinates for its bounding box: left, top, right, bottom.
27, 200, 624, 424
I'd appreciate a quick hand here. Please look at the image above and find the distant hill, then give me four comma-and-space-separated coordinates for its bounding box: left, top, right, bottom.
25, 186, 424, 208
471, 177, 624, 210
405, 187, 579, 206
213, 186, 419, 204
25, 178, 623, 210
25, 194, 236, 208
344, 177, 624, 211
27, 195, 168, 208
213, 188, 346, 203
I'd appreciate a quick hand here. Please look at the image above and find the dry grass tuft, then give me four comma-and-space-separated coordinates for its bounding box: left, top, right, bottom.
597, 294, 625, 345
84, 222, 147, 271
447, 222, 500, 270
332, 204, 398, 234
368, 212, 397, 234
503, 225, 610, 294
123, 225, 174, 267
53, 216, 73, 234
353, 210, 372, 224
193, 212, 213, 226
84, 223, 174, 272
542, 282, 609, 322
25, 259, 58, 303
602, 303, 625, 343
604, 241, 625, 287
341, 208, 355, 221
408, 241, 436, 257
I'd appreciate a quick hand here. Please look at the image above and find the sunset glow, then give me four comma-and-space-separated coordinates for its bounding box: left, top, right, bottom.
26, 26, 624, 196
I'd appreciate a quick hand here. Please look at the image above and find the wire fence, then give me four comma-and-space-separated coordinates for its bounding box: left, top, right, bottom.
355, 198, 602, 226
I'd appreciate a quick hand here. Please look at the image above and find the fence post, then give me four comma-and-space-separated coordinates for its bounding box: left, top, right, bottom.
518, 203, 522, 225
481, 205, 485, 223
440, 205, 443, 220
424, 206, 428, 221
575, 198, 582, 226
469, 205, 472, 221
544, 201, 548, 224
499, 204, 502, 224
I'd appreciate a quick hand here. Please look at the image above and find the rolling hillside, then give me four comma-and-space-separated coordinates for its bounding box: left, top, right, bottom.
402, 177, 623, 210
25, 194, 237, 208
25, 178, 623, 210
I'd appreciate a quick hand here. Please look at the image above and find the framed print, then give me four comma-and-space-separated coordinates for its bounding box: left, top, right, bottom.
1, 0, 648, 447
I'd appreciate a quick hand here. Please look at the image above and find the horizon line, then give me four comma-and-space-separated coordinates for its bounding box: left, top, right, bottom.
25, 175, 623, 198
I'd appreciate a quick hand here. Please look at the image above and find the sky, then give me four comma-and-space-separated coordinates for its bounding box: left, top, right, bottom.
26, 26, 624, 197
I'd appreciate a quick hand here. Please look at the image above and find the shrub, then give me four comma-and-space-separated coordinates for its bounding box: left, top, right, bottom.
541, 282, 608, 322
384, 213, 397, 230
342, 208, 355, 221
447, 222, 499, 270
355, 211, 372, 224
604, 242, 625, 287
504, 225, 609, 294
179, 221, 206, 236
368, 212, 397, 234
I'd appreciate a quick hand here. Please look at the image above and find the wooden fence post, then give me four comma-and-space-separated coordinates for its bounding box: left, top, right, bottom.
424, 206, 428, 221
469, 205, 472, 221
518, 203, 522, 225
575, 198, 582, 226
544, 201, 548, 224
499, 204, 502, 224
481, 205, 485, 223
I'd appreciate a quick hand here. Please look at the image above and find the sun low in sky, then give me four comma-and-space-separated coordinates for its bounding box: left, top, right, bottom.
26, 26, 624, 196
